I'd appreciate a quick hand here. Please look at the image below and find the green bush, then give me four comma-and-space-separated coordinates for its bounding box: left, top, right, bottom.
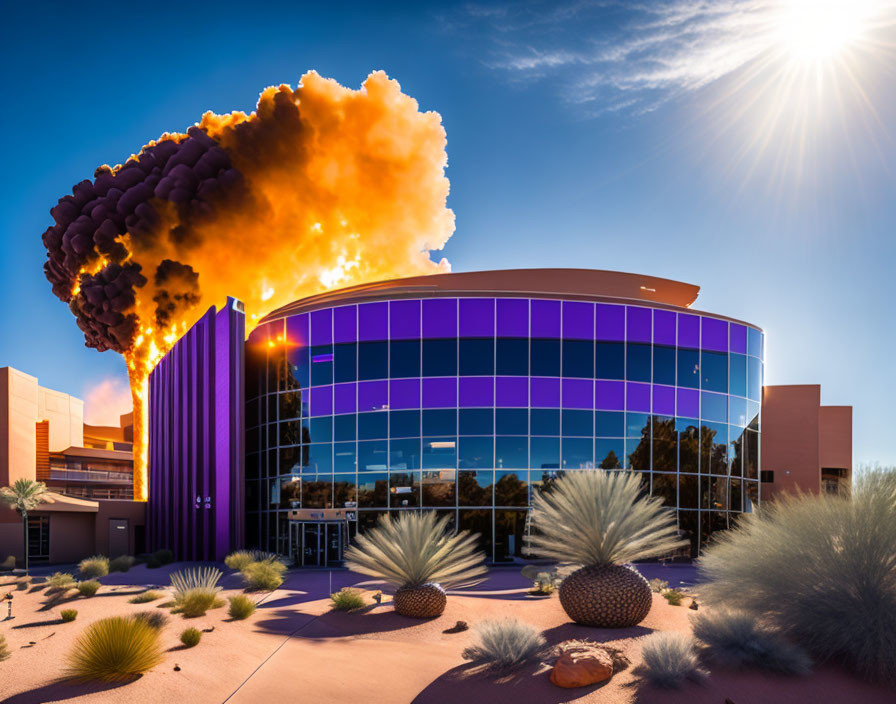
178, 590, 218, 618
109, 555, 135, 573
663, 589, 684, 606
60, 609, 78, 622
520, 565, 560, 594
461, 619, 546, 670
241, 560, 286, 591
0, 633, 9, 661
78, 555, 110, 579
640, 632, 705, 689
691, 608, 811, 675
649, 578, 669, 593
128, 590, 162, 604
65, 616, 163, 682
46, 572, 76, 592
330, 588, 365, 611
227, 594, 257, 620
146, 548, 174, 568
133, 610, 169, 630
224, 550, 256, 571
180, 627, 202, 648
699, 470, 896, 685
77, 580, 101, 597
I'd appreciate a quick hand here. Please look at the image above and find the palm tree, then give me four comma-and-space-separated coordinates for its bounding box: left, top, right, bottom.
527, 470, 686, 628
0, 478, 49, 575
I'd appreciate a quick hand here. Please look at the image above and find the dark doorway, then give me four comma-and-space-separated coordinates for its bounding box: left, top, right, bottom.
108, 519, 129, 557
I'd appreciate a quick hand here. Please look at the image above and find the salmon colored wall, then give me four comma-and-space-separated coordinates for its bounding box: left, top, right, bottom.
760, 385, 821, 501
44, 512, 95, 564
819, 406, 853, 474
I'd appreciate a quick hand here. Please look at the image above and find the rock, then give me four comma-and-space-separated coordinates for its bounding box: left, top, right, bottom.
689, 599, 699, 610
443, 620, 468, 634
550, 643, 614, 688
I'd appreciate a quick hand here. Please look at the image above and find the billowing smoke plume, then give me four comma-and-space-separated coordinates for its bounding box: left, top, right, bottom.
42, 71, 455, 500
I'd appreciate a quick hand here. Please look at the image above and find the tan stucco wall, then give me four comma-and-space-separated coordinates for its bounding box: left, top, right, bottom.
0, 367, 40, 487
38, 386, 84, 451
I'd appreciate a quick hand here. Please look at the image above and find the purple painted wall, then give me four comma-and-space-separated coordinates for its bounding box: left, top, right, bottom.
148, 297, 245, 561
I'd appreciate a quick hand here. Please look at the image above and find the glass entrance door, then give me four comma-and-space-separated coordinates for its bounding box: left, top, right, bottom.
292, 522, 345, 567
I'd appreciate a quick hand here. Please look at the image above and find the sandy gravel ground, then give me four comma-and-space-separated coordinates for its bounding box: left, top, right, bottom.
0, 564, 891, 704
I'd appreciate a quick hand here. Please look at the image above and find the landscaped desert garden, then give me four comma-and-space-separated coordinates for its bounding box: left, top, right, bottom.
1, 469, 894, 703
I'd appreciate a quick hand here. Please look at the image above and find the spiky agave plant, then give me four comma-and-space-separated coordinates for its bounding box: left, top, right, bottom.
344, 511, 487, 618
527, 470, 686, 628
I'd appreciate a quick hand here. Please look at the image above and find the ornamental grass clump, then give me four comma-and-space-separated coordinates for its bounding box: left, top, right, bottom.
133, 611, 169, 630
109, 555, 134, 573
461, 619, 546, 670
241, 558, 286, 591
77, 580, 101, 597
171, 566, 222, 617
344, 511, 487, 618
691, 608, 811, 675
0, 633, 9, 661
227, 594, 256, 620
61, 609, 78, 622
225, 550, 277, 571
663, 589, 684, 606
78, 555, 110, 579
330, 588, 366, 611
129, 590, 162, 604
640, 632, 705, 689
66, 616, 163, 682
180, 627, 202, 648
46, 572, 77, 593
527, 470, 686, 628
699, 469, 896, 685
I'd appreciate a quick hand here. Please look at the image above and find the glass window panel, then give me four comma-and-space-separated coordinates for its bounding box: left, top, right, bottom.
626, 412, 650, 437
301, 475, 333, 508
700, 476, 711, 509
389, 438, 421, 470
494, 509, 527, 561
596, 342, 624, 380
651, 417, 678, 472
729, 478, 743, 512
530, 339, 561, 377
748, 327, 763, 358
389, 340, 420, 378
701, 351, 728, 393
357, 411, 388, 440
495, 408, 528, 435
596, 439, 623, 468
333, 343, 356, 383
494, 472, 528, 507
562, 409, 592, 436
701, 392, 728, 423
422, 409, 456, 436
389, 472, 420, 508
562, 340, 593, 378
308, 416, 332, 442
728, 426, 744, 476
595, 411, 624, 437
652, 473, 678, 506
730, 353, 747, 397
458, 436, 493, 469
310, 345, 333, 386
530, 436, 560, 469
626, 343, 651, 382
701, 422, 728, 474
357, 473, 388, 507
458, 471, 493, 506
747, 356, 762, 401
279, 446, 300, 474
679, 474, 698, 509
627, 436, 650, 470
459, 408, 493, 435
562, 437, 593, 468
358, 341, 388, 381
357, 440, 388, 471
279, 392, 301, 421
422, 339, 457, 376
287, 345, 310, 389
279, 421, 302, 447
422, 437, 457, 469
744, 479, 759, 510
306, 443, 333, 473
530, 408, 560, 435
334, 442, 356, 472
709, 476, 729, 510
677, 348, 700, 388
459, 509, 493, 559
495, 338, 529, 376
744, 429, 759, 479
390, 410, 420, 438
422, 469, 456, 507
677, 418, 700, 473
333, 474, 356, 508
459, 338, 494, 376
495, 436, 527, 468
334, 414, 356, 441
653, 345, 676, 386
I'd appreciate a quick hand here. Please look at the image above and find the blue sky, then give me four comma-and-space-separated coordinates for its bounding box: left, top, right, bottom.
1, 1, 894, 464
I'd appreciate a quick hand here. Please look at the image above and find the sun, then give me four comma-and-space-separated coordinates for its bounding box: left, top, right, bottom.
774, 0, 876, 65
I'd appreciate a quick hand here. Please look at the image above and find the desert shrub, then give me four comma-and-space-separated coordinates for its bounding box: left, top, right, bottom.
462, 619, 546, 670
177, 590, 218, 618
66, 616, 163, 682
46, 572, 77, 592
134, 610, 169, 630
520, 565, 560, 594
109, 555, 135, 573
0, 633, 9, 661
699, 469, 896, 684
691, 608, 811, 674
663, 589, 683, 606
146, 548, 174, 568
0, 555, 14, 571
78, 555, 110, 579
128, 590, 162, 604
77, 580, 101, 597
224, 550, 276, 570
241, 560, 286, 591
169, 566, 222, 617
227, 594, 256, 620
180, 627, 202, 648
649, 578, 669, 593
330, 588, 365, 611
640, 632, 704, 689
61, 609, 78, 622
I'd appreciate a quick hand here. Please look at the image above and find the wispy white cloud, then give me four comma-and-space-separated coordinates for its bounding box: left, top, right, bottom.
83, 377, 132, 426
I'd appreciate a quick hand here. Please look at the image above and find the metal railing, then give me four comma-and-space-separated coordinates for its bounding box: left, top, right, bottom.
49, 468, 133, 484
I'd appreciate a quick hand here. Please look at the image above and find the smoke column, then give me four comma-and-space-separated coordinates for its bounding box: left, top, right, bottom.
42, 71, 454, 500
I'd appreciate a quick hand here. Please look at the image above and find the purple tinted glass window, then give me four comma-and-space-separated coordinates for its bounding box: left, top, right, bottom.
422, 299, 457, 338
496, 299, 528, 337
531, 299, 561, 338
531, 377, 561, 407
422, 377, 457, 407
333, 306, 356, 343
495, 377, 528, 407
309, 385, 332, 417
653, 310, 676, 346
286, 314, 309, 348
459, 298, 494, 337
562, 378, 593, 409
678, 314, 699, 348
562, 301, 594, 340
459, 377, 494, 407
310, 309, 332, 346
389, 300, 420, 340
653, 385, 675, 416
389, 379, 420, 410
334, 383, 356, 414
626, 307, 651, 343
730, 324, 747, 354
701, 317, 728, 352
626, 382, 651, 412
312, 353, 333, 363
677, 388, 699, 418
595, 380, 625, 410
358, 302, 388, 342
596, 304, 625, 341
358, 380, 388, 411
248, 321, 275, 346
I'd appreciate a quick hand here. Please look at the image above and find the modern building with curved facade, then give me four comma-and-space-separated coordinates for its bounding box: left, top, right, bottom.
242, 269, 764, 563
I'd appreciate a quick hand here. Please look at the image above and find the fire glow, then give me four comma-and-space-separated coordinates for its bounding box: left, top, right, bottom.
42, 71, 455, 500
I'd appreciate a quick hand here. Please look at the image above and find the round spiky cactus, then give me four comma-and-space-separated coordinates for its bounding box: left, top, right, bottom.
344, 512, 487, 619
528, 470, 686, 628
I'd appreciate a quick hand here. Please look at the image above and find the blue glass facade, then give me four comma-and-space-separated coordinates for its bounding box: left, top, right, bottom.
245, 296, 763, 560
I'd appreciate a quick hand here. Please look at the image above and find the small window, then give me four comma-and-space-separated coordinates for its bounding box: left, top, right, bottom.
459, 408, 493, 435
358, 341, 388, 381
530, 409, 560, 436
626, 343, 651, 382
333, 343, 356, 383
357, 412, 388, 440
390, 410, 420, 438
422, 339, 457, 376
390, 340, 420, 378
496, 338, 529, 375
760, 470, 775, 483
531, 339, 561, 377
596, 342, 624, 380
562, 340, 593, 378
653, 345, 676, 386
459, 339, 494, 375
422, 409, 456, 436
677, 349, 700, 389
496, 408, 528, 435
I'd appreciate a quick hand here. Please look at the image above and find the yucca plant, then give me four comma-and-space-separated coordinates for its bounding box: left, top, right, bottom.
344, 511, 487, 618
461, 619, 546, 670
699, 469, 896, 684
527, 470, 686, 627
66, 616, 163, 681
170, 566, 222, 617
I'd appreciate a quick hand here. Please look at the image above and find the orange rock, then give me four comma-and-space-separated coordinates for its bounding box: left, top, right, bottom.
549, 644, 613, 688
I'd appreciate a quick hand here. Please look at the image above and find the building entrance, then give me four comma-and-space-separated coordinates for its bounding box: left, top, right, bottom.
287, 508, 354, 567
